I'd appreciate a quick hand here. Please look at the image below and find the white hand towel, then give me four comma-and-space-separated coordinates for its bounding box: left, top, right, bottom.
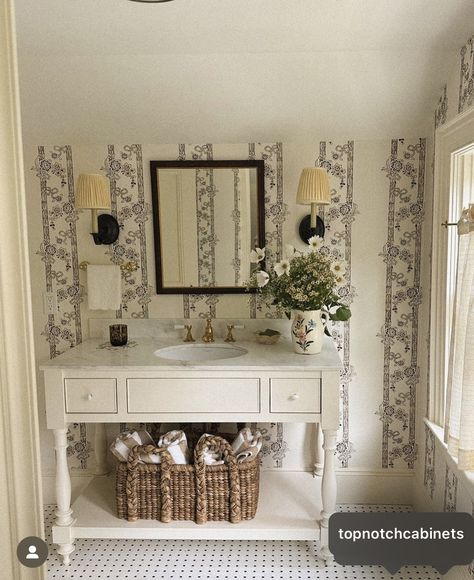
157, 430, 190, 465
87, 265, 121, 310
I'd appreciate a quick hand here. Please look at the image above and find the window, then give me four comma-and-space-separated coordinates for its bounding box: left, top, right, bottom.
442, 146, 474, 420
430, 107, 474, 426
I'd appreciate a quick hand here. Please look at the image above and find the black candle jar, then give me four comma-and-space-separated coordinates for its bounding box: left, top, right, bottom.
109, 324, 128, 346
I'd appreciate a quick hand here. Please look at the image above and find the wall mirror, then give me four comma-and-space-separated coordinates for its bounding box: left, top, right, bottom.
150, 160, 265, 294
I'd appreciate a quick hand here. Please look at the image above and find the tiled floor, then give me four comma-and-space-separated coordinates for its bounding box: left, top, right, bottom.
44, 505, 441, 580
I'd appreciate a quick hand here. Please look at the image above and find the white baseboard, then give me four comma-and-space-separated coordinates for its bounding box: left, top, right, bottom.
43, 467, 414, 506
335, 468, 414, 504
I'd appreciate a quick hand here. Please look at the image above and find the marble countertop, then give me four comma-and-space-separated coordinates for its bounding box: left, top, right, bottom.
40, 335, 342, 372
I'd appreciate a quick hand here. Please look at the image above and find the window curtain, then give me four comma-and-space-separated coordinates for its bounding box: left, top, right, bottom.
444, 206, 474, 470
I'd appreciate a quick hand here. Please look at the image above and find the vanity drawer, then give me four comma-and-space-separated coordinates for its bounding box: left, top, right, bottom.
127, 378, 260, 414
270, 378, 321, 413
64, 378, 118, 414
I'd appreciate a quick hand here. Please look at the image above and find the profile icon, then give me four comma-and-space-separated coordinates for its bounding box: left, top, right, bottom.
17, 536, 48, 567
26, 545, 39, 560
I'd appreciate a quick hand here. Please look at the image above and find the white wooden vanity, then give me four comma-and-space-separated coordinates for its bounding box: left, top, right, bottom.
41, 334, 341, 566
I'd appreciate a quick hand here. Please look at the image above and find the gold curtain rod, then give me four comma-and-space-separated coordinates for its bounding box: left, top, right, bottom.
79, 260, 138, 273
442, 207, 474, 228
441, 221, 459, 228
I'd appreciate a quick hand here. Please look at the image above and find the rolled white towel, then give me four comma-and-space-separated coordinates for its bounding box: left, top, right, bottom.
235, 446, 261, 464
232, 428, 262, 463
197, 433, 224, 465
110, 429, 154, 463
157, 430, 190, 465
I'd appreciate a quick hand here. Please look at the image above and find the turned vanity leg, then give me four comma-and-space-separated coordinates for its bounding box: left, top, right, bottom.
94, 423, 109, 476
53, 428, 75, 565
313, 422, 324, 477
320, 428, 337, 566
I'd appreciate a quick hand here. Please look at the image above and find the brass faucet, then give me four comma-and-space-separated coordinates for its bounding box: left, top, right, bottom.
202, 318, 215, 343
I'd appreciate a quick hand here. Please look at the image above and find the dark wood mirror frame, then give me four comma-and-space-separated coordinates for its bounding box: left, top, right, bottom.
150, 159, 266, 294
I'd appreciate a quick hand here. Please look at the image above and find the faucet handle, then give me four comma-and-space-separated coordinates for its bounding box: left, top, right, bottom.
225, 324, 236, 342
184, 325, 195, 343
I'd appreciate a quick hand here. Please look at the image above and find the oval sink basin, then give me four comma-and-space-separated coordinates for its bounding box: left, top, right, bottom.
154, 344, 248, 362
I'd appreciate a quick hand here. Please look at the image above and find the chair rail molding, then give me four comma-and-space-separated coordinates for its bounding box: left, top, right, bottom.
0, 1, 45, 578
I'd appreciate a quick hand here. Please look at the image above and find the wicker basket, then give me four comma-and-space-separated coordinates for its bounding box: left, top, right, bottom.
115, 434, 260, 524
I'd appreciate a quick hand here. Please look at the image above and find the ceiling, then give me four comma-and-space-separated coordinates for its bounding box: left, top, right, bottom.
14, 0, 474, 143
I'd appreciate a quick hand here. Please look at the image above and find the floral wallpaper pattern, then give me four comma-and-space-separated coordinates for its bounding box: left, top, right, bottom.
32, 145, 91, 469
232, 168, 242, 285
101, 144, 152, 319
317, 141, 358, 468
32, 139, 430, 476
443, 466, 458, 512
458, 35, 474, 114
180, 144, 217, 318
249, 142, 287, 320
195, 167, 217, 286
32, 142, 288, 471
434, 85, 448, 129
423, 425, 435, 499
378, 138, 425, 469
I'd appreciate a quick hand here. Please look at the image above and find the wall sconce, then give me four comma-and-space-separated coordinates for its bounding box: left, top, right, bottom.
296, 167, 331, 243
75, 174, 119, 245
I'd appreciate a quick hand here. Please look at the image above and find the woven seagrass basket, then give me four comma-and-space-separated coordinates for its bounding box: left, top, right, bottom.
115, 433, 260, 524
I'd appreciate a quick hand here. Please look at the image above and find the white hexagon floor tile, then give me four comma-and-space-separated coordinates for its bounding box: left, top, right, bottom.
44, 504, 441, 580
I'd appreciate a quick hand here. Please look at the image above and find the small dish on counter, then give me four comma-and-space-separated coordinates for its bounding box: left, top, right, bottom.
255, 329, 281, 345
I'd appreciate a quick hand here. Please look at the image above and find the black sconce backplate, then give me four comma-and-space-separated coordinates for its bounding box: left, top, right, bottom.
298, 214, 325, 243
92, 214, 120, 245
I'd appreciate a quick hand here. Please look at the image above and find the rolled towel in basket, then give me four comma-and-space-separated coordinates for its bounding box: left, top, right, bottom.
197, 433, 225, 465
111, 429, 191, 465
110, 429, 154, 463
157, 430, 190, 465
232, 427, 263, 464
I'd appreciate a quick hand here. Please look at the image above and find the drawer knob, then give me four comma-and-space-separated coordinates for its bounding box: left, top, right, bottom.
87, 393, 94, 401
289, 393, 300, 401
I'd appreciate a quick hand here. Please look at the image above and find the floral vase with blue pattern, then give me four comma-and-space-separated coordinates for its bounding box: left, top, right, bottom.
291, 310, 329, 355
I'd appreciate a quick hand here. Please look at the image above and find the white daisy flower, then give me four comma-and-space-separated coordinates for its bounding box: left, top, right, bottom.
284, 244, 296, 258
307, 235, 323, 251
250, 247, 265, 263
330, 261, 346, 276
256, 270, 270, 287
274, 259, 291, 277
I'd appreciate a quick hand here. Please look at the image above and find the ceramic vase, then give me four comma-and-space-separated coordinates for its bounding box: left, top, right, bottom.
291, 309, 329, 355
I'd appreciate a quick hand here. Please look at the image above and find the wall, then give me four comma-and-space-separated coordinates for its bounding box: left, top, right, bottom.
25, 138, 427, 504
414, 34, 474, 580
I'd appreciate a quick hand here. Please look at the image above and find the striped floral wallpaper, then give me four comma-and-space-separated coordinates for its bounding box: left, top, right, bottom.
27, 138, 427, 478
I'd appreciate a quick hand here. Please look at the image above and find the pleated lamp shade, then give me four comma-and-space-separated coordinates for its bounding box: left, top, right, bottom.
296, 168, 331, 206
76, 174, 111, 209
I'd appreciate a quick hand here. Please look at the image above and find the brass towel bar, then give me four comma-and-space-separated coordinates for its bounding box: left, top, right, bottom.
79, 260, 138, 273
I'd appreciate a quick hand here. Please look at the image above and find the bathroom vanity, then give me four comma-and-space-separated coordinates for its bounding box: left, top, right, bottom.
41, 333, 341, 566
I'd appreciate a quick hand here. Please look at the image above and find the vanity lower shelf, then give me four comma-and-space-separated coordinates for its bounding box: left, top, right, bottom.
57, 471, 323, 541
